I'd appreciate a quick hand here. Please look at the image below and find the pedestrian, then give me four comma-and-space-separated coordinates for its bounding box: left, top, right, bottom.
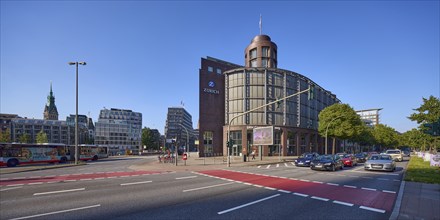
251, 149, 256, 160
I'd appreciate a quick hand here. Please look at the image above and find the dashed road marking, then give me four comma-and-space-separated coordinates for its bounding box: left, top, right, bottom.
359, 206, 386, 213
311, 196, 329, 201
293, 192, 308, 197
333, 200, 354, 206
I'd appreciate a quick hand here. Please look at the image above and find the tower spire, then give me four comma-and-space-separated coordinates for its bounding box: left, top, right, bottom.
259, 14, 262, 35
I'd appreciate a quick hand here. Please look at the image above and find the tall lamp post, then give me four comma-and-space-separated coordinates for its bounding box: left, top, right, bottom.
325, 115, 343, 155
68, 61, 86, 165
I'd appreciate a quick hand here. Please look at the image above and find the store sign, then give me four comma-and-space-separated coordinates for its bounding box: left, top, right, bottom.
203, 81, 220, 94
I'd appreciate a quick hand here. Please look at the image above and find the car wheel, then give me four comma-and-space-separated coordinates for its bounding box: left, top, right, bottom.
7, 159, 19, 167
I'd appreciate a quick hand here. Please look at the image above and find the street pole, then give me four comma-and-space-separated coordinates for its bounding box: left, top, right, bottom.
69, 61, 86, 165
180, 125, 189, 165
226, 87, 311, 167
325, 115, 343, 155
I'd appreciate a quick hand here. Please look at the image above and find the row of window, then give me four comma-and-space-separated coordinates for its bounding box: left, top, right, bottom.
207, 66, 222, 74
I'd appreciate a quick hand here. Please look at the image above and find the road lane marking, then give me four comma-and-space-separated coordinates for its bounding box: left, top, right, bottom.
312, 181, 323, 184
343, 185, 356, 188
293, 192, 308, 197
291, 162, 295, 166
28, 182, 43, 185
257, 166, 261, 168
6, 184, 24, 187
80, 178, 92, 181
278, 189, 291, 193
217, 194, 280, 215
378, 178, 389, 181
383, 190, 396, 194
361, 187, 377, 191
326, 183, 339, 186
359, 206, 386, 213
120, 181, 152, 186
0, 186, 22, 191
266, 165, 271, 169
183, 182, 235, 192
33, 188, 85, 196
9, 204, 101, 220
175, 176, 197, 180
333, 200, 354, 206
276, 164, 279, 168
284, 163, 288, 167
264, 187, 276, 190
299, 179, 310, 182
311, 196, 329, 201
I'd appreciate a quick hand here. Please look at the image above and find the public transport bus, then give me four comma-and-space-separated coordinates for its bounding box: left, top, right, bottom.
70, 144, 109, 161
0, 143, 69, 167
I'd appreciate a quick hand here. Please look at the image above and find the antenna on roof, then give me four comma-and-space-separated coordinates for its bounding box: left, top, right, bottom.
259, 14, 262, 35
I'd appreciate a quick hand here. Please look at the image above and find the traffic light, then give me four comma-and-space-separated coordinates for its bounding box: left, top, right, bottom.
308, 86, 315, 100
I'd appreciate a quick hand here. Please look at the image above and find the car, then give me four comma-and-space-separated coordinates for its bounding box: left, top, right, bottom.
383, 149, 403, 162
354, 152, 368, 163
402, 150, 410, 157
364, 154, 396, 172
294, 153, 319, 167
341, 154, 357, 167
310, 154, 344, 171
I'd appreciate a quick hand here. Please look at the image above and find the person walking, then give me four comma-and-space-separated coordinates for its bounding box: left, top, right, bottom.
251, 149, 256, 160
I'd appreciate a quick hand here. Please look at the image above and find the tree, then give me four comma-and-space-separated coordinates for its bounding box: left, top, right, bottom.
372, 124, 399, 150
0, 128, 11, 143
19, 133, 31, 143
318, 103, 364, 154
142, 127, 161, 151
36, 129, 48, 143
409, 95, 440, 135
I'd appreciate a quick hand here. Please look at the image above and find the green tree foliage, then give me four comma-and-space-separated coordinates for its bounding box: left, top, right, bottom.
142, 127, 161, 151
36, 129, 48, 143
19, 133, 31, 143
400, 129, 426, 148
409, 95, 440, 125
352, 125, 375, 147
318, 103, 364, 154
0, 128, 11, 143
372, 124, 399, 149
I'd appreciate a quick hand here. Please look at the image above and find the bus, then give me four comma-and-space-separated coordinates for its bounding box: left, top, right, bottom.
0, 143, 110, 167
71, 144, 109, 161
0, 143, 69, 167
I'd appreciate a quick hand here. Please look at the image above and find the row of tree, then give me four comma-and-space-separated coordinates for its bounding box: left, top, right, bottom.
0, 129, 49, 144
319, 95, 440, 153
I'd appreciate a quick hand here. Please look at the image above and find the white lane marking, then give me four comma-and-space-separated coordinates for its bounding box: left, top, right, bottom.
361, 187, 377, 191
12, 177, 26, 180
80, 178, 92, 181
120, 181, 152, 186
359, 206, 386, 213
28, 182, 43, 185
175, 176, 197, 180
217, 194, 280, 215
333, 200, 354, 206
291, 162, 295, 166
264, 187, 276, 190
276, 164, 280, 168
183, 182, 235, 192
343, 185, 356, 188
393, 179, 400, 182
46, 181, 58, 184
266, 165, 271, 169
312, 181, 323, 184
383, 190, 396, 194
299, 179, 310, 182
65, 180, 77, 182
6, 184, 24, 187
253, 185, 263, 188
378, 178, 389, 181
284, 163, 288, 167
0, 186, 23, 191
9, 204, 101, 220
327, 183, 339, 186
311, 196, 329, 201
278, 189, 291, 193
257, 166, 261, 168
293, 192, 308, 197
33, 188, 85, 196
94, 178, 105, 180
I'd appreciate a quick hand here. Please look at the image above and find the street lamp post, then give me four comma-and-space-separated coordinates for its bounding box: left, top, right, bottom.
325, 115, 343, 155
180, 125, 189, 165
68, 61, 86, 165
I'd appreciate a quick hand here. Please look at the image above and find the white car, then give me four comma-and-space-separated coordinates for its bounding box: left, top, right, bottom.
383, 149, 403, 162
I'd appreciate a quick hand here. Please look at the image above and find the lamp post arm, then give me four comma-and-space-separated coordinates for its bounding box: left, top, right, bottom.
324, 115, 343, 155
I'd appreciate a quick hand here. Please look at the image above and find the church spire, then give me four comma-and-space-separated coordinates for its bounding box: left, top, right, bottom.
44, 81, 59, 120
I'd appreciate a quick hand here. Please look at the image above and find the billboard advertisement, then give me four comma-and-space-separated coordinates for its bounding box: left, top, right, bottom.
253, 126, 274, 146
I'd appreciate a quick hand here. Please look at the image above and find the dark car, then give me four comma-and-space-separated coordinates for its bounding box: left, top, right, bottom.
310, 154, 344, 171
355, 152, 368, 163
294, 153, 319, 167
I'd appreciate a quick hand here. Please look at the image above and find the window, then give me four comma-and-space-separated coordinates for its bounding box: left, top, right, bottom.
262, 47, 269, 57
216, 68, 222, 74
208, 66, 213, 72
203, 131, 213, 154
250, 48, 257, 59
250, 60, 257, 67
262, 58, 268, 67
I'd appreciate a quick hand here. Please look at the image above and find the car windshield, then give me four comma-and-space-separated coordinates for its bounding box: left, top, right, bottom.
370, 155, 392, 160
343, 155, 352, 158
387, 150, 400, 154
318, 155, 333, 160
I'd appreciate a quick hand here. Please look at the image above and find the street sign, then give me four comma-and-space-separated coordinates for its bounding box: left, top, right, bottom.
183, 153, 188, 160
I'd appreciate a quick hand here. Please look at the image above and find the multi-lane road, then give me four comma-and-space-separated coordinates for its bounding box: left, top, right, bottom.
0, 157, 408, 220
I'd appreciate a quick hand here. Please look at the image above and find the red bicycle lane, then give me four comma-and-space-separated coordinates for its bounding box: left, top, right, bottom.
198, 170, 396, 212
0, 170, 167, 186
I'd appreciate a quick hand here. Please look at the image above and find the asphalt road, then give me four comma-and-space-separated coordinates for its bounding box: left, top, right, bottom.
0, 157, 409, 220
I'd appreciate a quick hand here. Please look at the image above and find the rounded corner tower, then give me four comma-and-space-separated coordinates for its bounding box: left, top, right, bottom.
244, 34, 278, 68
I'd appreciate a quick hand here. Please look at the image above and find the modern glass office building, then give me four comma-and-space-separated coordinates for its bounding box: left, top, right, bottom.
95, 108, 142, 155
164, 107, 195, 151
199, 34, 340, 157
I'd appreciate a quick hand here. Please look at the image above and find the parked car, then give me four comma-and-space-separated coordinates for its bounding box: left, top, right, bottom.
294, 153, 319, 167
364, 154, 396, 172
341, 154, 357, 167
354, 152, 368, 163
402, 150, 410, 157
382, 149, 403, 162
310, 154, 344, 171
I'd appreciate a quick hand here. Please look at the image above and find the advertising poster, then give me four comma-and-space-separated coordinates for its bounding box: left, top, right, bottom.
253, 126, 274, 146
430, 154, 440, 167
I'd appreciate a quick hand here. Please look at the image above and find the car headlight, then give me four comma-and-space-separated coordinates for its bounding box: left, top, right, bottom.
324, 163, 331, 166
295, 159, 298, 162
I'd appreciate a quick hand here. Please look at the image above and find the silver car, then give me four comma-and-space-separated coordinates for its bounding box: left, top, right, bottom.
364, 154, 396, 172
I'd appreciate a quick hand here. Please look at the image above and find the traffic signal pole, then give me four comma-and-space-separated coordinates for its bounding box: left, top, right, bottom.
226, 86, 313, 167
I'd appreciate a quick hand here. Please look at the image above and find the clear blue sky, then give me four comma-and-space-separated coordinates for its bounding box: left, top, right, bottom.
1, 1, 439, 134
